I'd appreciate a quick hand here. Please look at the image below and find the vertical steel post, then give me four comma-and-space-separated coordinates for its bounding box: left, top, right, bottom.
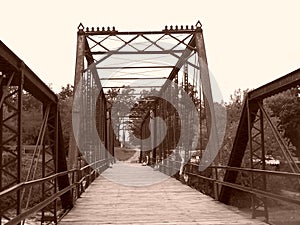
195, 28, 219, 167
195, 29, 213, 137
0, 77, 3, 225
259, 105, 269, 222
174, 73, 180, 172
183, 64, 189, 163
139, 124, 143, 163
69, 26, 85, 170
157, 103, 162, 165
57, 111, 73, 210
195, 28, 219, 199
152, 109, 157, 165
104, 101, 108, 167
17, 64, 24, 222
161, 96, 165, 172
107, 109, 111, 166
248, 100, 268, 222
199, 80, 203, 159
54, 104, 59, 224
69, 26, 85, 202
108, 109, 114, 162
41, 105, 46, 223
247, 99, 255, 218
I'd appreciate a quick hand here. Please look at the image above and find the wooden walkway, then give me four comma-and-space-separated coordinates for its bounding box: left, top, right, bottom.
59, 162, 267, 225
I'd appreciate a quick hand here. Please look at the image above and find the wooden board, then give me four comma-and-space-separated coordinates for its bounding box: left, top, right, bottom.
59, 162, 267, 225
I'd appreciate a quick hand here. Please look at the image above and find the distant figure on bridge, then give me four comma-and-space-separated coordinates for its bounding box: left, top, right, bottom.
142, 155, 149, 166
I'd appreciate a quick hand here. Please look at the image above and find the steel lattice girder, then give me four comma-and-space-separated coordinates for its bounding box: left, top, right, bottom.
0, 72, 23, 221
219, 68, 300, 205
0, 40, 72, 223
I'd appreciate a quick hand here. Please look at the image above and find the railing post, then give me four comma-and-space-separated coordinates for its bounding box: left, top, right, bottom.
86, 167, 91, 188
16, 63, 24, 225
71, 170, 75, 204
77, 157, 82, 198
151, 109, 157, 165
214, 166, 219, 200
210, 164, 218, 200
0, 75, 3, 225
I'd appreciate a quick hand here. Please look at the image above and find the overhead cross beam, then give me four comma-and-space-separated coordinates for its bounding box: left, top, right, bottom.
78, 25, 202, 92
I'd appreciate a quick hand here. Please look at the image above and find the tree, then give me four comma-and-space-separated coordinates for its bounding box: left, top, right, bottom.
22, 92, 43, 144
106, 86, 136, 145
58, 84, 73, 101
57, 84, 74, 147
265, 88, 300, 157
218, 89, 247, 165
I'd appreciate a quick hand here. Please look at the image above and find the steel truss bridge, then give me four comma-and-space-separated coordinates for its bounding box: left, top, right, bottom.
0, 22, 300, 224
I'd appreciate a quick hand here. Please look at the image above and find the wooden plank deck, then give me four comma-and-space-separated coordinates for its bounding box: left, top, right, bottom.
59, 162, 267, 225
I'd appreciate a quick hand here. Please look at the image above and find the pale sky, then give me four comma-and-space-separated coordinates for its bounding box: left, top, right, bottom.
0, 0, 299, 102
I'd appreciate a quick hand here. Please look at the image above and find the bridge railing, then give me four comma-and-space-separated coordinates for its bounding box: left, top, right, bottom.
153, 67, 300, 224
185, 162, 300, 204
158, 159, 300, 222
0, 159, 109, 225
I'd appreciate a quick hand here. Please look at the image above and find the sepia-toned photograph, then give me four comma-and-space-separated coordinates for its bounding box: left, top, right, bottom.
0, 1, 299, 224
